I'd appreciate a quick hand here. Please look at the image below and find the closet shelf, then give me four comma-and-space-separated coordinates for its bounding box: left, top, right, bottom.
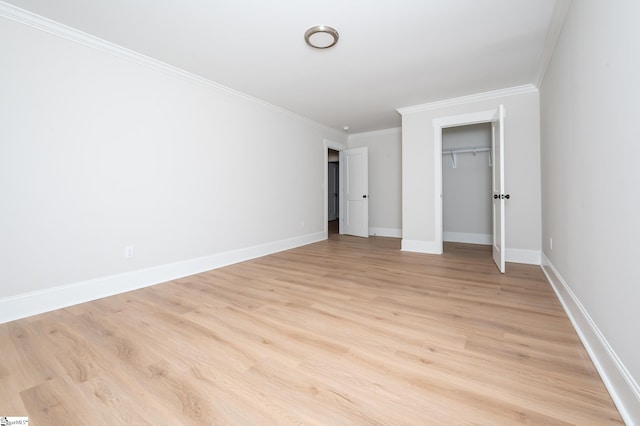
442, 146, 490, 155
442, 146, 492, 168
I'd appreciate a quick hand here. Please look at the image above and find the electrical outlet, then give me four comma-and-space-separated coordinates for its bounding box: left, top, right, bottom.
124, 246, 135, 259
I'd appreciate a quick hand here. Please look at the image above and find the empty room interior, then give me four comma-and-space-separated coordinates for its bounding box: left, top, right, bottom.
1, 0, 639, 424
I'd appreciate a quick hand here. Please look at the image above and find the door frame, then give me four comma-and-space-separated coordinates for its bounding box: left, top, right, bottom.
323, 139, 347, 237
432, 109, 499, 254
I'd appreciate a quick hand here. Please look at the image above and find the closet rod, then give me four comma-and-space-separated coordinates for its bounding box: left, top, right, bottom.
442, 146, 492, 168
441, 146, 491, 155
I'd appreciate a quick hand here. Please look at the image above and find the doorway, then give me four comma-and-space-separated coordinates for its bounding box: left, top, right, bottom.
328, 149, 339, 235
442, 123, 493, 248
323, 139, 347, 237
432, 106, 506, 272
323, 140, 370, 239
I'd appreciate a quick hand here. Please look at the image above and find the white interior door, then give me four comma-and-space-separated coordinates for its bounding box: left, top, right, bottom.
340, 147, 368, 237
492, 105, 506, 273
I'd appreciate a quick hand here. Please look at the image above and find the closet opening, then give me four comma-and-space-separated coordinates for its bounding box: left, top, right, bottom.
442, 123, 493, 255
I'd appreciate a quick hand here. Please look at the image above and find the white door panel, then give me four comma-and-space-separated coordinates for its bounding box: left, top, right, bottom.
492, 105, 506, 273
340, 148, 368, 238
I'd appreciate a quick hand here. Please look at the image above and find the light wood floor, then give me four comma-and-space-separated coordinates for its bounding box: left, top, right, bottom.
0, 236, 623, 425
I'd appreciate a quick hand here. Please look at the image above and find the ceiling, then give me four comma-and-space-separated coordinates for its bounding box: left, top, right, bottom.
4, 0, 562, 133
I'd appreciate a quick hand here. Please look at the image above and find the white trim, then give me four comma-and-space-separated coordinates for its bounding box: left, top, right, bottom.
434, 127, 444, 254
401, 239, 441, 254
444, 232, 492, 245
534, 0, 573, 88
541, 254, 640, 425
0, 232, 325, 325
505, 248, 541, 265
397, 85, 537, 115
0, 2, 339, 134
369, 227, 402, 238
324, 138, 347, 153
432, 109, 498, 129
348, 127, 402, 140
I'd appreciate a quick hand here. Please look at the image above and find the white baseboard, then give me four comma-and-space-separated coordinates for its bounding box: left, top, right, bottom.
444, 232, 492, 245
369, 227, 402, 238
441, 233, 541, 266
0, 232, 325, 325
400, 239, 542, 265
401, 239, 441, 254
506, 248, 541, 265
541, 254, 640, 425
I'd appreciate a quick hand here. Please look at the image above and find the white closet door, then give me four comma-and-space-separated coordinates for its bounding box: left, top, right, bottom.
492, 105, 506, 273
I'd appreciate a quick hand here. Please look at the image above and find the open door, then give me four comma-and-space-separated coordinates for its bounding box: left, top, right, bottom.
340, 147, 368, 237
492, 105, 506, 273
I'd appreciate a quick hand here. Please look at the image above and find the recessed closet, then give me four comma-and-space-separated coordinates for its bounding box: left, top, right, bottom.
442, 123, 493, 247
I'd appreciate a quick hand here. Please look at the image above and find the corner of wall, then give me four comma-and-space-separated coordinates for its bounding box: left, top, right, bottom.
506, 248, 541, 265
369, 227, 402, 238
401, 239, 441, 254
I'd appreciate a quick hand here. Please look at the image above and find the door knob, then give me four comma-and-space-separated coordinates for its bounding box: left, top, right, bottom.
502, 194, 510, 199
493, 194, 499, 199
363, 195, 367, 198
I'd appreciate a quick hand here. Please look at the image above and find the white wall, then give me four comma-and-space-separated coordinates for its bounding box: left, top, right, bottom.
399, 87, 541, 263
442, 123, 492, 244
347, 128, 402, 238
0, 12, 345, 321
540, 0, 640, 421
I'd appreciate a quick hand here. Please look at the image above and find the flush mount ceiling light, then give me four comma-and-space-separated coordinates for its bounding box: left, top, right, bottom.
304, 25, 339, 49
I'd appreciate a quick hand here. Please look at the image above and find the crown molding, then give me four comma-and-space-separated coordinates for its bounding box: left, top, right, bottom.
0, 1, 341, 135
397, 84, 538, 115
348, 127, 401, 140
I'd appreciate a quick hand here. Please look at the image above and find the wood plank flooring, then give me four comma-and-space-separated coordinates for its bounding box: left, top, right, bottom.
0, 236, 623, 424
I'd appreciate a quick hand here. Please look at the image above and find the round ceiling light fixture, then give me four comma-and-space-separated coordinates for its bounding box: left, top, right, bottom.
304, 25, 339, 49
